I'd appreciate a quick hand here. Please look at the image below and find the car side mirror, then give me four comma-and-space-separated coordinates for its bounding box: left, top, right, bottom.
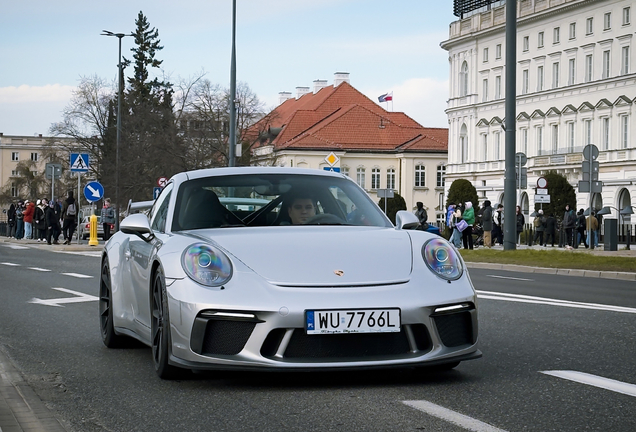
120, 213, 154, 242
395, 210, 420, 230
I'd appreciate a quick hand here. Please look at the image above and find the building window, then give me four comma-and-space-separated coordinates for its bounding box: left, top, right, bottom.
569, 22, 576, 39
494, 132, 501, 160
522, 128, 528, 154
567, 122, 575, 152
482, 134, 488, 161
436, 165, 446, 187
341, 167, 349, 177
356, 168, 366, 188
482, 79, 488, 102
621, 115, 629, 148
568, 58, 576, 85
495, 44, 502, 59
624, 7, 631, 25
460, 124, 468, 163
603, 50, 611, 78
483, 47, 489, 63
371, 168, 381, 189
622, 46, 630, 74
31, 152, 38, 162
602, 117, 610, 150
553, 27, 560, 44
585, 55, 593, 82
415, 165, 425, 187
459, 61, 469, 97
586, 17, 594, 35
552, 62, 560, 88
11, 183, 18, 198
538, 31, 544, 48
604, 12, 611, 30
12, 152, 19, 161
552, 124, 559, 153
537, 65, 544, 91
495, 75, 502, 99
522, 69, 529, 94
523, 36, 529, 52
536, 126, 543, 154
386, 168, 396, 190
584, 119, 592, 145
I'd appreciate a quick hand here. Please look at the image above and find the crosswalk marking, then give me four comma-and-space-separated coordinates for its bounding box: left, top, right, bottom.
1, 262, 20, 266
29, 267, 52, 272
61, 273, 93, 279
541, 370, 636, 398
403, 400, 508, 432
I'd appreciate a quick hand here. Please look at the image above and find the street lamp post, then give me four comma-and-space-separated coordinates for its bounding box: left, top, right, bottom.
101, 30, 132, 233
228, 0, 237, 167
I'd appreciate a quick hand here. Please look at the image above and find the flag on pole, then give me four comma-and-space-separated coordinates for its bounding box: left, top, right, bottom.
378, 92, 393, 103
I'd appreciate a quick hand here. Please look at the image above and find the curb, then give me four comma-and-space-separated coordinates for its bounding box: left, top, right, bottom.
466, 262, 636, 281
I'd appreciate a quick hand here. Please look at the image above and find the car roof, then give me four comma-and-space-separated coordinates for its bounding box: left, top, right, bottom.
174, 166, 347, 183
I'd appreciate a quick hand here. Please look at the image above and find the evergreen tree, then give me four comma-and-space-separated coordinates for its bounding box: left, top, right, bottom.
535, 171, 576, 223
378, 192, 407, 224
446, 179, 479, 210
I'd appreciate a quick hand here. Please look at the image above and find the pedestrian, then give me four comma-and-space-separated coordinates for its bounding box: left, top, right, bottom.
462, 201, 475, 250
101, 198, 116, 241
481, 200, 493, 247
23, 199, 35, 240
7, 202, 16, 238
447, 203, 461, 247
515, 205, 525, 245
545, 213, 557, 247
15, 200, 25, 240
493, 204, 504, 245
533, 209, 546, 246
575, 209, 588, 248
414, 201, 428, 230
586, 210, 599, 248
34, 199, 47, 242
44, 198, 60, 245
51, 198, 62, 243
562, 204, 576, 249
61, 190, 78, 245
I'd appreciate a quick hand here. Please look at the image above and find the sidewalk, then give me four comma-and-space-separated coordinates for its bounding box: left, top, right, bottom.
0, 237, 104, 253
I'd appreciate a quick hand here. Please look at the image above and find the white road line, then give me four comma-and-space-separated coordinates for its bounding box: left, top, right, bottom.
4, 245, 29, 250
541, 370, 636, 398
60, 272, 94, 279
29, 287, 98, 307
476, 290, 636, 314
0, 262, 20, 266
28, 267, 52, 272
486, 274, 534, 281
403, 400, 508, 432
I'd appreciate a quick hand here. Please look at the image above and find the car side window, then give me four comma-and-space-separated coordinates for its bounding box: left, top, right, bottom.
150, 184, 173, 232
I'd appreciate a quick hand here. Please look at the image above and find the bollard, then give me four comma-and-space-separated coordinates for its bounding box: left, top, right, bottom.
89, 214, 99, 246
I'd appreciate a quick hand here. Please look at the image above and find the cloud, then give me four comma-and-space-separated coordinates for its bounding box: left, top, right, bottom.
0, 84, 75, 104
364, 77, 449, 128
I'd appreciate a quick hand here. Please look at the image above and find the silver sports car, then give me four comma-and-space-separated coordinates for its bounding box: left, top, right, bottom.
100, 167, 480, 379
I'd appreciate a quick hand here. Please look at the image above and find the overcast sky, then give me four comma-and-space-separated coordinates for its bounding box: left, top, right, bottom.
0, 0, 457, 136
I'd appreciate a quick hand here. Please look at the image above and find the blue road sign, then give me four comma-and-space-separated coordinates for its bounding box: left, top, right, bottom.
84, 181, 104, 203
70, 153, 89, 172
153, 187, 162, 200
323, 167, 341, 172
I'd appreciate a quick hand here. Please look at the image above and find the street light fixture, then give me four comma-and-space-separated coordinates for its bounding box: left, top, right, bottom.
101, 30, 133, 233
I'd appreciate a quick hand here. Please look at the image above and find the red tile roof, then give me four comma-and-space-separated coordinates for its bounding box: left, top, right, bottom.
250, 82, 447, 154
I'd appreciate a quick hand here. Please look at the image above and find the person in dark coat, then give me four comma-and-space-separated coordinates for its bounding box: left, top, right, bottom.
34, 199, 47, 241
7, 203, 16, 238
562, 204, 576, 249
61, 191, 78, 245
515, 205, 525, 244
44, 198, 60, 245
533, 209, 547, 246
544, 213, 557, 247
481, 200, 493, 247
575, 209, 588, 248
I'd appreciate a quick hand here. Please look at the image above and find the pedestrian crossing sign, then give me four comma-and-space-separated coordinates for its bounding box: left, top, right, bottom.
70, 153, 89, 172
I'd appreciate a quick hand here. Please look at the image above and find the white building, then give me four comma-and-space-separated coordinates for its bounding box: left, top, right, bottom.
441, 0, 635, 223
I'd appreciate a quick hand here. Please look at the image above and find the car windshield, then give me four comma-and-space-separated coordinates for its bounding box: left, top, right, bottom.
171, 173, 392, 230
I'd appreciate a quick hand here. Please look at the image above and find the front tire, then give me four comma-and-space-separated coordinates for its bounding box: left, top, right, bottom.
151, 267, 181, 379
99, 259, 123, 347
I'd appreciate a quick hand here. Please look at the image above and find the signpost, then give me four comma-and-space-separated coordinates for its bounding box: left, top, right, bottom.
45, 163, 63, 202
377, 188, 394, 215
157, 176, 168, 188
84, 181, 104, 203
153, 187, 163, 200
70, 153, 90, 232
581, 144, 600, 249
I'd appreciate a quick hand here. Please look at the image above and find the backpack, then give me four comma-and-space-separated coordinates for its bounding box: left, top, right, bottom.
67, 202, 77, 216
533, 217, 541, 228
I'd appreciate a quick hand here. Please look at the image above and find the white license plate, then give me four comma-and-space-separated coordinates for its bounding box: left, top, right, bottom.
306, 309, 401, 334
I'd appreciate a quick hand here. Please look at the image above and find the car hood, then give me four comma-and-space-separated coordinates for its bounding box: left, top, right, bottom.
189, 227, 413, 286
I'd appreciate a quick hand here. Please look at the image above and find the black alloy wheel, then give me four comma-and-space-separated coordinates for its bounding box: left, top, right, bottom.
99, 260, 122, 347
151, 267, 180, 379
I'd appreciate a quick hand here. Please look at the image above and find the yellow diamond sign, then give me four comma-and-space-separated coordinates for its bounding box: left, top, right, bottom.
325, 152, 339, 167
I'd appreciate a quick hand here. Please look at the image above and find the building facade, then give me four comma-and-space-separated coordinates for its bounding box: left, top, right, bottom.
442, 0, 635, 223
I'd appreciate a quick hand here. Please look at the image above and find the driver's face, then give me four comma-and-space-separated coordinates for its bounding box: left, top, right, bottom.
288, 198, 316, 224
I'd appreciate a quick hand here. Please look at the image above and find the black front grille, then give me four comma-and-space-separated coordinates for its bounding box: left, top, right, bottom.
199, 320, 256, 356
433, 312, 473, 347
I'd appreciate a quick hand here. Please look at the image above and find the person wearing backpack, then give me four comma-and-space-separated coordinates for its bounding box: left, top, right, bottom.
61, 190, 78, 245
533, 209, 546, 246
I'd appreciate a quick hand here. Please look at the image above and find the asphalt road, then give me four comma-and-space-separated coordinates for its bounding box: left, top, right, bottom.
1, 244, 635, 432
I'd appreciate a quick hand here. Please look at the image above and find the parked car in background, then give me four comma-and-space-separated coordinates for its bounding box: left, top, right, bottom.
79, 215, 113, 240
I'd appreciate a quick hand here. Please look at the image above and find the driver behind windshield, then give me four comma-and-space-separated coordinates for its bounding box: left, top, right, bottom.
287, 195, 316, 224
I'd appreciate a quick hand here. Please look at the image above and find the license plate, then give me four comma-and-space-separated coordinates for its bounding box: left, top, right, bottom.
306, 309, 401, 334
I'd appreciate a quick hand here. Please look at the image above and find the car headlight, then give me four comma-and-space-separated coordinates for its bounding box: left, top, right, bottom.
422, 238, 463, 280
181, 243, 233, 287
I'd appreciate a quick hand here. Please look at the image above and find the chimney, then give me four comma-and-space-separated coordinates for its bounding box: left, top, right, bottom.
278, 91, 293, 105
296, 86, 310, 99
333, 72, 350, 87
313, 79, 328, 93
